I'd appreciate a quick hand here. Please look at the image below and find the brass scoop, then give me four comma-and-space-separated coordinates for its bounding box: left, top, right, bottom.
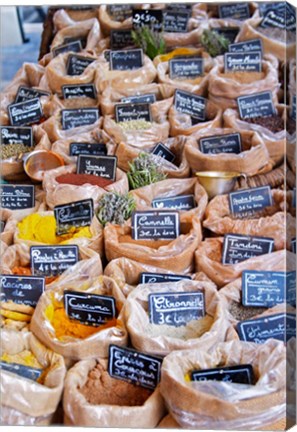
196, 171, 244, 199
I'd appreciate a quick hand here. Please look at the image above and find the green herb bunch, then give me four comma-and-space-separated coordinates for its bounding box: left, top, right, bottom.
201, 29, 230, 57
127, 152, 167, 189
97, 192, 136, 226
132, 25, 166, 60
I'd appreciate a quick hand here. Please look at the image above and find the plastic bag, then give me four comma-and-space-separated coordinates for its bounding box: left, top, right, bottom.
53, 8, 100, 31
160, 339, 286, 430
0, 330, 66, 425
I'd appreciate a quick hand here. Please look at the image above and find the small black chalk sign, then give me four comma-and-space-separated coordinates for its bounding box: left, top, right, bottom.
121, 93, 156, 104
0, 126, 33, 146
291, 238, 296, 254
104, 50, 110, 62
77, 155, 117, 181
261, 9, 286, 29
224, 52, 262, 73
152, 194, 195, 211
30, 245, 79, 277
149, 291, 205, 327
70, 142, 107, 157
167, 4, 192, 12
108, 345, 162, 390
61, 108, 99, 130
63, 37, 86, 49
132, 9, 163, 32
110, 30, 134, 49
242, 270, 296, 308
66, 54, 95, 76
222, 234, 274, 265
229, 186, 272, 217
191, 364, 254, 384
218, 3, 250, 20
174, 90, 206, 121
291, 95, 296, 121
237, 313, 296, 344
237, 91, 276, 120
54, 198, 94, 235
64, 290, 116, 326
62, 84, 97, 100
0, 361, 42, 382
132, 210, 180, 241
107, 4, 133, 21
169, 58, 204, 79
213, 27, 239, 43
139, 272, 191, 284
1, 185, 34, 210
199, 133, 241, 155
163, 10, 190, 33
259, 2, 285, 17
151, 143, 176, 163
15, 86, 50, 103
110, 49, 143, 71
0, 275, 45, 307
115, 102, 152, 123
229, 39, 263, 53
8, 98, 43, 126
53, 40, 82, 57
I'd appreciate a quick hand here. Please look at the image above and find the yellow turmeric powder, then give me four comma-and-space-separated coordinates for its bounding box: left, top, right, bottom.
1, 350, 42, 369
158, 48, 202, 63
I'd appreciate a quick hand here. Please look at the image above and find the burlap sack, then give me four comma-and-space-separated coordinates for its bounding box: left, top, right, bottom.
185, 128, 272, 176
42, 94, 99, 118
234, 163, 286, 190
223, 105, 286, 166
157, 414, 180, 428
195, 238, 293, 288
63, 358, 166, 427
124, 279, 229, 356
0, 330, 66, 425
104, 215, 202, 273
30, 275, 127, 361
160, 339, 286, 429
115, 136, 191, 179
203, 189, 296, 250
169, 100, 222, 137
52, 8, 100, 30
208, 58, 280, 110
42, 164, 129, 211
130, 177, 208, 223
98, 4, 148, 35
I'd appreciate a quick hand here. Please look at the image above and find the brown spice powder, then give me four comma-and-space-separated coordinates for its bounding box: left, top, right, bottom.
219, 71, 265, 84
245, 115, 284, 133
229, 300, 266, 321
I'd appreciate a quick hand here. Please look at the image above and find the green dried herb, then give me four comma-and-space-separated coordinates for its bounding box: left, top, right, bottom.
96, 192, 136, 226
127, 152, 167, 190
131, 25, 166, 60
201, 29, 230, 57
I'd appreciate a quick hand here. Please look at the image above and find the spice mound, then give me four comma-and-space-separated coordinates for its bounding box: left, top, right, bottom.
80, 361, 152, 406
97, 192, 136, 226
228, 300, 266, 321
257, 26, 296, 44
220, 71, 265, 84
1, 350, 42, 369
145, 316, 214, 340
127, 152, 167, 189
56, 173, 114, 187
244, 115, 284, 133
2, 143, 34, 160
117, 120, 152, 131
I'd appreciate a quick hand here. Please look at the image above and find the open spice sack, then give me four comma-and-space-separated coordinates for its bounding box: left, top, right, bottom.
1, 330, 66, 426
160, 339, 286, 429
123, 279, 228, 356
98, 4, 145, 35
233, 163, 287, 191
206, 1, 258, 22
63, 357, 166, 427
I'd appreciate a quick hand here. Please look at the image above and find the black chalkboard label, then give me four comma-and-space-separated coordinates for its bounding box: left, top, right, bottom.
63, 36, 86, 49
61, 108, 99, 130
224, 52, 262, 72
66, 54, 95, 76
174, 90, 206, 121
115, 102, 151, 123
62, 84, 97, 100
261, 9, 286, 29
152, 143, 176, 163
149, 291, 205, 327
104, 50, 110, 62
132, 210, 180, 241
70, 142, 107, 156
169, 58, 204, 79
1, 185, 34, 210
30, 245, 79, 277
242, 270, 296, 308
229, 39, 263, 53
199, 133, 241, 155
110, 30, 134, 49
53, 40, 82, 57
108, 345, 162, 390
213, 27, 239, 43
292, 238, 296, 254
218, 3, 250, 19
110, 49, 143, 71
139, 272, 191, 284
191, 364, 254, 384
121, 93, 156, 104
259, 2, 285, 17
163, 10, 190, 33
64, 290, 116, 326
237, 91, 276, 120
0, 361, 42, 382
54, 198, 94, 235
107, 4, 133, 21
15, 86, 50, 103
237, 313, 296, 344
132, 9, 163, 32
222, 234, 274, 265
152, 194, 195, 211
77, 155, 117, 181
0, 275, 45, 307
229, 186, 272, 217
167, 4, 192, 12
8, 98, 43, 126
291, 95, 296, 121
0, 126, 33, 146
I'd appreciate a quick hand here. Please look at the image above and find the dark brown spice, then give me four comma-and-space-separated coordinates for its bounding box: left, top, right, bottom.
245, 115, 284, 133
287, 117, 296, 135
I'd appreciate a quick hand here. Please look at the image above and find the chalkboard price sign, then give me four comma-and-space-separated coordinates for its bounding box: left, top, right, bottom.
54, 198, 94, 235
0, 126, 33, 146
62, 84, 97, 100
174, 90, 206, 121
61, 108, 99, 130
121, 93, 156, 104
66, 54, 95, 76
151, 143, 176, 163
107, 4, 133, 21
0, 361, 43, 382
1, 185, 34, 210
224, 52, 262, 73
213, 27, 239, 43
152, 194, 195, 211
229, 186, 272, 217
139, 272, 191, 284
110, 49, 143, 71
199, 133, 242, 154
169, 58, 204, 79
163, 10, 190, 33
15, 86, 50, 103
30, 245, 79, 277
222, 234, 274, 265
237, 92, 276, 119
8, 98, 43, 126
77, 155, 117, 181
110, 30, 134, 49
132, 210, 180, 240
70, 142, 107, 157
53, 40, 82, 57
0, 275, 45, 307
229, 39, 263, 53
132, 9, 163, 32
218, 3, 250, 20
191, 364, 254, 384
115, 102, 152, 123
